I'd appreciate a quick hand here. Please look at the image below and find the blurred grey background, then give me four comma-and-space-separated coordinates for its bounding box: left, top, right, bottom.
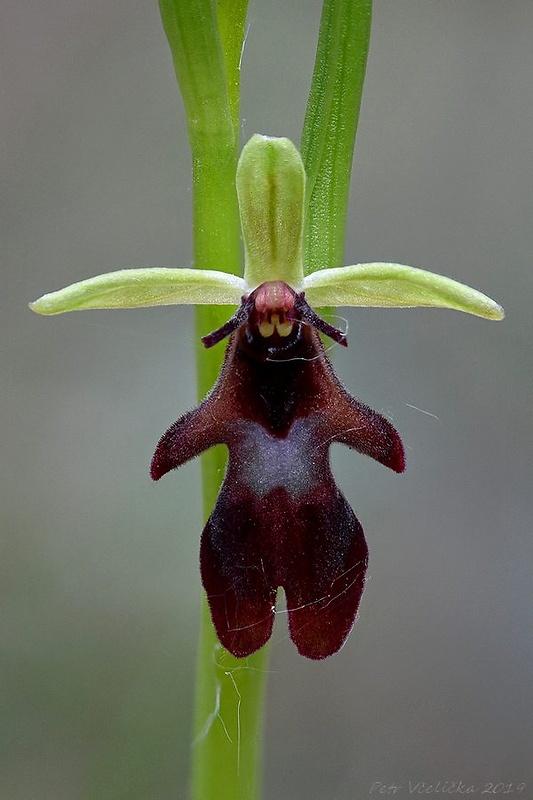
2, 1, 532, 798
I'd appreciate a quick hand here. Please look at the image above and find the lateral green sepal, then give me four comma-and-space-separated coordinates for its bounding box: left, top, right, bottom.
30, 268, 245, 315
303, 263, 504, 320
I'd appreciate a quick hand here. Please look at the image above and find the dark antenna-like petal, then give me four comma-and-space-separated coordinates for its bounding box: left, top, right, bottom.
293, 292, 348, 347
201, 296, 255, 348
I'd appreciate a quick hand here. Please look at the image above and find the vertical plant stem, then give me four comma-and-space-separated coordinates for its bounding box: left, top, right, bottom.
158, 2, 270, 798
301, 0, 372, 273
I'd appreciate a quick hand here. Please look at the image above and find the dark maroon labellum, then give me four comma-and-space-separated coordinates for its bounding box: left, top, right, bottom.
151, 282, 405, 660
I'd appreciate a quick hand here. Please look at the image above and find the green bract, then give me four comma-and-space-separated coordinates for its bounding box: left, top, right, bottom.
30, 135, 504, 322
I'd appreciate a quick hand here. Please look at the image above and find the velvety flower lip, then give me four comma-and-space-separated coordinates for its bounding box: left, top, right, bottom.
151, 281, 404, 659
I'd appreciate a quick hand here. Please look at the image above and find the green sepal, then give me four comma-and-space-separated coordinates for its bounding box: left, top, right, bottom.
303, 262, 504, 320
237, 135, 305, 290
30, 268, 245, 315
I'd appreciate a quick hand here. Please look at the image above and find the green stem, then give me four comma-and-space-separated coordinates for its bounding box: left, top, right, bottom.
302, 0, 372, 273
159, 2, 270, 799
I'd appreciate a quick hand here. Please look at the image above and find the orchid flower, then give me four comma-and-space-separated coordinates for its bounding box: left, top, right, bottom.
31, 135, 503, 659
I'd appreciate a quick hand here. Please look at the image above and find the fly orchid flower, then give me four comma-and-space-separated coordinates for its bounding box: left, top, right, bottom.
31, 134, 503, 659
